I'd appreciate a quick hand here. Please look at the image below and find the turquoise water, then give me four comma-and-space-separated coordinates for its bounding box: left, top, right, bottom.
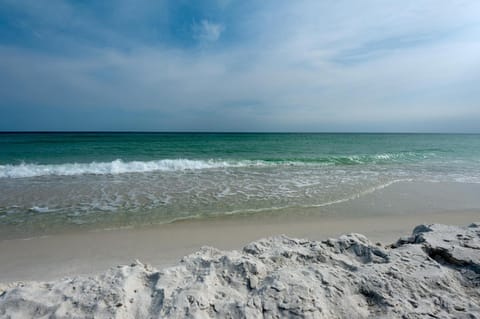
1, 133, 479, 237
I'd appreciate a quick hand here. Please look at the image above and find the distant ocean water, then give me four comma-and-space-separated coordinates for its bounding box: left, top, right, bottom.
1, 133, 479, 238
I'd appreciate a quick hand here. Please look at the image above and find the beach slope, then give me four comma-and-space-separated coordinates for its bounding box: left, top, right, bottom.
1, 223, 479, 318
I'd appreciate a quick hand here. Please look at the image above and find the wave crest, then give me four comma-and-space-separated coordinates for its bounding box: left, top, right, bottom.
0, 159, 262, 178
0, 152, 430, 178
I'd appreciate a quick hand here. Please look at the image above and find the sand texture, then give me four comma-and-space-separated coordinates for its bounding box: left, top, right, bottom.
1, 223, 480, 318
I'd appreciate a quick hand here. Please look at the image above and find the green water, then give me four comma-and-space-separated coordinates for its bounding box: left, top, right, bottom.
1, 132, 478, 165
0, 133, 479, 238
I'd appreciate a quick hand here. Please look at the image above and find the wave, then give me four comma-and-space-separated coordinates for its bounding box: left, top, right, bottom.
256, 152, 432, 167
0, 159, 267, 178
0, 152, 432, 178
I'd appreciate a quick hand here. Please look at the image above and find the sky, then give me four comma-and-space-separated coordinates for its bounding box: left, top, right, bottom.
0, 0, 479, 132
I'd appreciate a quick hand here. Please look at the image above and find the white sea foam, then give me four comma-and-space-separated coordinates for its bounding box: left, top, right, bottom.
0, 159, 269, 178
29, 206, 52, 213
0, 152, 436, 179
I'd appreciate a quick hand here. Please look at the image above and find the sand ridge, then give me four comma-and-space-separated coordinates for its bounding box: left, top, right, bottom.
1, 223, 479, 318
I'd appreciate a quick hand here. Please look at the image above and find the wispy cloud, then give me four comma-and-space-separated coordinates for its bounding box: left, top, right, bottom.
192, 20, 225, 43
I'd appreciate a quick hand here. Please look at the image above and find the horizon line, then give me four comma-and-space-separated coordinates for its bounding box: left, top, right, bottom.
0, 131, 479, 134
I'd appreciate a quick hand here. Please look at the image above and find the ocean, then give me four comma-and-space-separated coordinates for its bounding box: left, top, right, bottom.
1, 132, 479, 239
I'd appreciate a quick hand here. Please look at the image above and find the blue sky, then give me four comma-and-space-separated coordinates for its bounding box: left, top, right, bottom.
0, 0, 479, 132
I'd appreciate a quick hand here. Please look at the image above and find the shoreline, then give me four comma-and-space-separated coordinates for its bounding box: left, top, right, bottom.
1, 209, 479, 283
2, 180, 480, 241
1, 180, 480, 283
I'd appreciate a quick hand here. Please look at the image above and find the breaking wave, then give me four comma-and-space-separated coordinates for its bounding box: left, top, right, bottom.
0, 159, 266, 178
0, 152, 431, 178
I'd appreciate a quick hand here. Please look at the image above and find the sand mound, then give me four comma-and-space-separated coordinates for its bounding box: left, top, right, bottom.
1, 223, 479, 318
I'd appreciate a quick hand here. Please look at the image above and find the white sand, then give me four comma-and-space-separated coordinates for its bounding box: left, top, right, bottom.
0, 210, 479, 283
0, 181, 479, 317
1, 223, 479, 318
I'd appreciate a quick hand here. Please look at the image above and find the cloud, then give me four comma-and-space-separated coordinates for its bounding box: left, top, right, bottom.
192, 20, 225, 43
0, 0, 480, 131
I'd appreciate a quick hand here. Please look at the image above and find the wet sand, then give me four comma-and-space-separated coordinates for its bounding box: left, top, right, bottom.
0, 181, 479, 283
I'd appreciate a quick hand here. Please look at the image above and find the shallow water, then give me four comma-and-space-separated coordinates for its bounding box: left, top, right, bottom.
1, 133, 479, 238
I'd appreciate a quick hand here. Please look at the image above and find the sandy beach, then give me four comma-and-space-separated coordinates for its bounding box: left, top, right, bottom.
1, 220, 479, 318
1, 178, 480, 317
1, 181, 479, 283
2, 1, 480, 316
